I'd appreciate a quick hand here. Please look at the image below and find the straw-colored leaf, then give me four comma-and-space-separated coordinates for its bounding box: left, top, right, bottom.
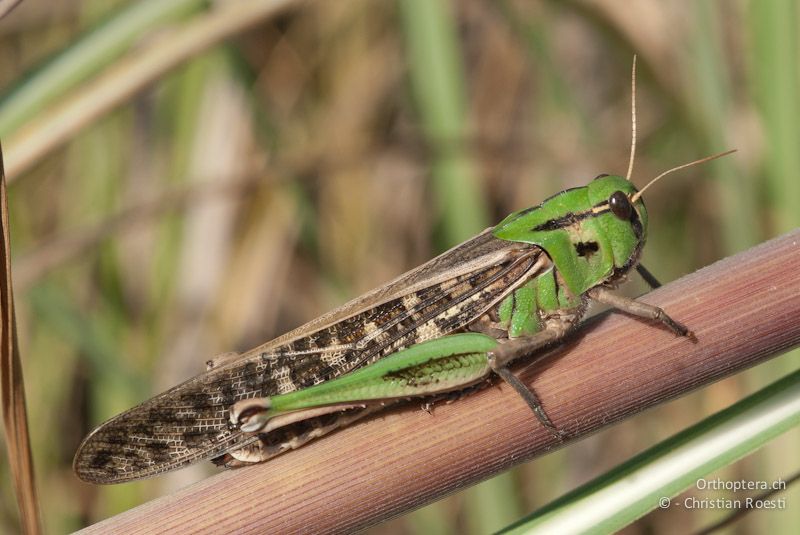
0, 143, 41, 533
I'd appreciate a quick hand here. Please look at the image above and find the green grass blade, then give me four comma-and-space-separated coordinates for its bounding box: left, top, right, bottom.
748, 0, 800, 233
498, 368, 800, 534
399, 2, 512, 530
398, 0, 489, 244
687, 2, 759, 252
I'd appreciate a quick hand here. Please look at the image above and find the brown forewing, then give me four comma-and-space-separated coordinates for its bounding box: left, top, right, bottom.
74, 231, 550, 483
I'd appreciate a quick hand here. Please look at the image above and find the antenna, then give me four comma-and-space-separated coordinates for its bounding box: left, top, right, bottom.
631, 149, 737, 203
626, 55, 637, 181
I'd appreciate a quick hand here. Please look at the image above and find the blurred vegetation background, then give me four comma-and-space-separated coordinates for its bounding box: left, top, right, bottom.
0, 0, 798, 533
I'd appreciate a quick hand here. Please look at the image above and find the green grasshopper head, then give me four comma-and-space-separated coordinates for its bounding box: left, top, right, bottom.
492, 147, 735, 297
492, 174, 647, 297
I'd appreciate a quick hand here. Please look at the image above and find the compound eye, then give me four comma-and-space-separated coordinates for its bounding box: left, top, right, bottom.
593, 173, 609, 181
608, 190, 632, 220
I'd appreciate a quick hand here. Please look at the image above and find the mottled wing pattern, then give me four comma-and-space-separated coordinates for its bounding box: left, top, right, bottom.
74, 240, 547, 483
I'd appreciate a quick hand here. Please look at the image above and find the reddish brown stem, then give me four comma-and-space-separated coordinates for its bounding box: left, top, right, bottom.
77, 230, 800, 534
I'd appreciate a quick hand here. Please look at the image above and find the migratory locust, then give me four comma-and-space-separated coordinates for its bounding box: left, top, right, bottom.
74, 61, 733, 484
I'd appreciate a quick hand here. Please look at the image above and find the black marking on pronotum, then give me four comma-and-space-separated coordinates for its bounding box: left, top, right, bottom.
530, 196, 620, 232
575, 241, 599, 257
532, 211, 587, 232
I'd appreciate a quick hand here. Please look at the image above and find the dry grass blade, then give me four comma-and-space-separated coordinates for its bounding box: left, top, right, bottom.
75, 229, 800, 534
0, 0, 22, 20
4, 0, 304, 179
14, 175, 260, 291
0, 143, 41, 533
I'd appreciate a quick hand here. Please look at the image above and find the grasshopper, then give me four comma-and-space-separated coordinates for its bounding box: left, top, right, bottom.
73, 62, 733, 484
